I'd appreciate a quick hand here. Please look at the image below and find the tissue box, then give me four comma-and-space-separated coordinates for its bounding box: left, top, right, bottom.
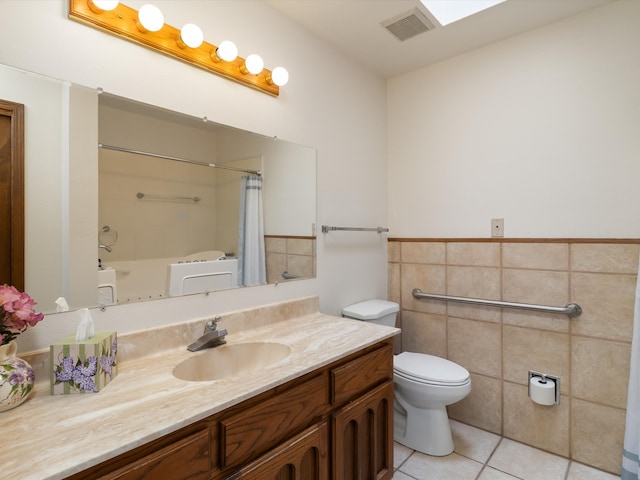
50, 332, 118, 395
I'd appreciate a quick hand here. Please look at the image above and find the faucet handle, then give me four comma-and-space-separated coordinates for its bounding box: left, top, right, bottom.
204, 315, 222, 332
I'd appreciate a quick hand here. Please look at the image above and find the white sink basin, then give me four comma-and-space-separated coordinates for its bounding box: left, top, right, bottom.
172, 342, 292, 381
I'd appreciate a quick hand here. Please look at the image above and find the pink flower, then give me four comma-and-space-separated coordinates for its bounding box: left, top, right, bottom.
0, 284, 44, 345
0, 285, 20, 308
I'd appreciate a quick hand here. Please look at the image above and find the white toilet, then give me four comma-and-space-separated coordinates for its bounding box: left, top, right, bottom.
342, 299, 471, 456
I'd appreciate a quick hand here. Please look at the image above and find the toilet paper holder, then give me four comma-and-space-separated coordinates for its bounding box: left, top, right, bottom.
528, 371, 560, 405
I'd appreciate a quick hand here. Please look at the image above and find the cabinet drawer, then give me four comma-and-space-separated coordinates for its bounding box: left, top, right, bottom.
99, 429, 210, 480
331, 343, 393, 405
220, 374, 328, 469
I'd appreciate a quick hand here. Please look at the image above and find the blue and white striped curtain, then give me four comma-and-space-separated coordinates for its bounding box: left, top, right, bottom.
237, 174, 266, 287
622, 251, 640, 479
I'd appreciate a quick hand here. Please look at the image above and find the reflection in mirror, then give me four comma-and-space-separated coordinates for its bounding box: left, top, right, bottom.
98, 93, 316, 305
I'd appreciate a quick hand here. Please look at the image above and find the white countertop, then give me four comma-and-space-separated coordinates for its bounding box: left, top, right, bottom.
0, 312, 398, 479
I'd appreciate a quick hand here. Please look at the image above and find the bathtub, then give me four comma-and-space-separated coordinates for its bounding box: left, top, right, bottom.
103, 251, 237, 303
97, 267, 118, 306
166, 255, 238, 297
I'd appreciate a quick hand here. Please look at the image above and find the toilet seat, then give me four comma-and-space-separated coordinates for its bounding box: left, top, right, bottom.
394, 352, 470, 387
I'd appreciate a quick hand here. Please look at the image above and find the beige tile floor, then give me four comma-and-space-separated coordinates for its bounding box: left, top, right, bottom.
393, 421, 620, 480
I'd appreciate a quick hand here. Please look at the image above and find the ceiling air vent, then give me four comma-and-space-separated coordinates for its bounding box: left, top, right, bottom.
381, 8, 435, 42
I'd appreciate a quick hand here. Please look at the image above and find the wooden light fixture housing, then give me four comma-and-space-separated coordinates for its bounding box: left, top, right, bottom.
68, 0, 283, 97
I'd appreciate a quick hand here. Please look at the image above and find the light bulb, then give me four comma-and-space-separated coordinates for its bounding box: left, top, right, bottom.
88, 0, 118, 13
179, 23, 203, 48
243, 54, 264, 75
269, 67, 289, 87
137, 4, 164, 33
213, 40, 238, 62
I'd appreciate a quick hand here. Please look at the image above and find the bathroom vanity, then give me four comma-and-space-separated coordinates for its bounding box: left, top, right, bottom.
67, 338, 394, 479
1, 298, 398, 480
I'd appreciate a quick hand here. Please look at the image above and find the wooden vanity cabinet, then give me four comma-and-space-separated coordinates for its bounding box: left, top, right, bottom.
66, 339, 394, 480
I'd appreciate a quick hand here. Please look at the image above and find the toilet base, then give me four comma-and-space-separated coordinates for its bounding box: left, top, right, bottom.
394, 393, 455, 456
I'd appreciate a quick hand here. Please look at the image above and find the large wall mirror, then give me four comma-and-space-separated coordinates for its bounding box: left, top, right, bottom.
1, 63, 316, 314
97, 93, 316, 305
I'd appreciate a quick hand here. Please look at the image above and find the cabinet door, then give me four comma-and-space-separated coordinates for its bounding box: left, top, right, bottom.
228, 422, 329, 480
332, 381, 394, 480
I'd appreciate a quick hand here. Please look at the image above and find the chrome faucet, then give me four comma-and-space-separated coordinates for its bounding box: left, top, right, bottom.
98, 244, 112, 253
187, 316, 227, 352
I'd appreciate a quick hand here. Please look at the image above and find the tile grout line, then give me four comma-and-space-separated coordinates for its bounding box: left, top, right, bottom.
393, 446, 416, 478
474, 435, 506, 479
563, 453, 573, 480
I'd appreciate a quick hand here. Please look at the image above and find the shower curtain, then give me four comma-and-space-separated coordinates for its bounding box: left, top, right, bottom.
237, 174, 266, 287
622, 252, 640, 480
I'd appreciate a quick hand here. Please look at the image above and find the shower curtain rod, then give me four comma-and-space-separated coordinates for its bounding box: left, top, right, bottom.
98, 144, 262, 176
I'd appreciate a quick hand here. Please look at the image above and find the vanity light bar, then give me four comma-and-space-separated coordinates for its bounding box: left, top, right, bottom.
68, 0, 284, 97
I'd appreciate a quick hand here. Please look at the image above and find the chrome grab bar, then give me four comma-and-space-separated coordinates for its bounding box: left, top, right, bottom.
321, 225, 389, 234
282, 271, 302, 280
412, 288, 582, 317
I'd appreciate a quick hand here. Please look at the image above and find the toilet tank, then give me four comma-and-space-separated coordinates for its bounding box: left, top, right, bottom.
342, 299, 399, 327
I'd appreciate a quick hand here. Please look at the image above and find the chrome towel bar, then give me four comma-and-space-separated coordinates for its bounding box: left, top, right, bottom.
321, 225, 389, 234
412, 289, 582, 317
136, 192, 201, 203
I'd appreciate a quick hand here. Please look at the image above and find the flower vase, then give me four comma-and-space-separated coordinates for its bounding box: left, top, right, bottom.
0, 341, 35, 412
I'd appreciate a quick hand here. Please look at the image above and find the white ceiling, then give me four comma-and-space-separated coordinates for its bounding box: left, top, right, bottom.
266, 0, 614, 78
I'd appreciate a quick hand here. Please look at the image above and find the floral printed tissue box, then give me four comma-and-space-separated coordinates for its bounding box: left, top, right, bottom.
50, 332, 117, 394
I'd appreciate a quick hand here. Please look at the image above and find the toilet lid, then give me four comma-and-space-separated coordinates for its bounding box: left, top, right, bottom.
394, 352, 470, 385
342, 299, 399, 320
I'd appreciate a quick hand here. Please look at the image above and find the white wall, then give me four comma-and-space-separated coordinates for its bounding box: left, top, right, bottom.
388, 0, 640, 238
0, 1, 388, 351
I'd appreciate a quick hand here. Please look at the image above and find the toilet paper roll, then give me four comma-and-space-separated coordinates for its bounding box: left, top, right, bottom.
529, 376, 556, 406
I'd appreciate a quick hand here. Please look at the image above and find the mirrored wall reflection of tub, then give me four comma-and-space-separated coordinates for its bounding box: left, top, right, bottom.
98, 251, 238, 305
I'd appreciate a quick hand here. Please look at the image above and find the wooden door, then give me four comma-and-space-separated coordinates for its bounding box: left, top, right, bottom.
0, 100, 24, 289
